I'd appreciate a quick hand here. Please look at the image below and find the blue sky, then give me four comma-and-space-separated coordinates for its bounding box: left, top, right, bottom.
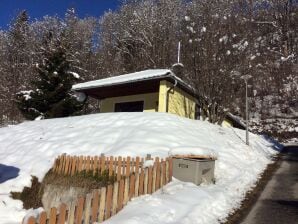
0, 0, 120, 29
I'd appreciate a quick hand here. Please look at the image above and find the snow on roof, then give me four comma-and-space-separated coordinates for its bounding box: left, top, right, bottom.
72, 69, 189, 91
226, 112, 246, 129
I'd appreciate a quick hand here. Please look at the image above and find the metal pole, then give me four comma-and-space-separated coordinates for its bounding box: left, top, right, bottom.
245, 80, 249, 145
177, 41, 181, 63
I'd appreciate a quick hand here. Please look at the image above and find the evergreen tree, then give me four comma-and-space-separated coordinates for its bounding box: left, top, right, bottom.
5, 10, 32, 122
16, 36, 84, 120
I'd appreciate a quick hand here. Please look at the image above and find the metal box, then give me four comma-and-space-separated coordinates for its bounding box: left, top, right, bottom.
172, 157, 215, 185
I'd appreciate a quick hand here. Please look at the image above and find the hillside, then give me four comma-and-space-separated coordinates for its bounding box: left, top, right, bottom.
0, 112, 280, 224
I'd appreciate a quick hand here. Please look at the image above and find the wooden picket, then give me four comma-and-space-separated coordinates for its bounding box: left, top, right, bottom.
52, 154, 150, 177
58, 203, 67, 224
91, 189, 100, 223
39, 211, 47, 224
105, 185, 113, 219
23, 155, 173, 224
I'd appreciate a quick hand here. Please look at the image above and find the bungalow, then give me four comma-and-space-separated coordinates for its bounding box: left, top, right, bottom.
72, 68, 246, 130
72, 69, 200, 119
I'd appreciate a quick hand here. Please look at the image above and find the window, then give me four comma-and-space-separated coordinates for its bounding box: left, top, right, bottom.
114, 101, 144, 112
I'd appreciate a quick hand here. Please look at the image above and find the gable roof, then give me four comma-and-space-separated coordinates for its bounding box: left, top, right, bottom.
72, 69, 194, 93
225, 112, 246, 130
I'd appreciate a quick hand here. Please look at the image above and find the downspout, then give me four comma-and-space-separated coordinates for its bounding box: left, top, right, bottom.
166, 78, 178, 113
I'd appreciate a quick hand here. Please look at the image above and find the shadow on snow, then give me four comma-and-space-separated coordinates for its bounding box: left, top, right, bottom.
0, 164, 20, 184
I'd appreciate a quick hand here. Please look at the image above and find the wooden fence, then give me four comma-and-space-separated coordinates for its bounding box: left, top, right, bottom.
23, 155, 173, 224
52, 154, 150, 180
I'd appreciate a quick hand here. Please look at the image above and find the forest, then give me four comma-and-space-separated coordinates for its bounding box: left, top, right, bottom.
0, 0, 297, 141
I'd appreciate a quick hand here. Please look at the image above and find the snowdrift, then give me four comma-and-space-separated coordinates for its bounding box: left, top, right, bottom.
0, 112, 280, 224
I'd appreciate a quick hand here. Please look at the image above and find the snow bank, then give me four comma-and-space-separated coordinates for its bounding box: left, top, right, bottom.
0, 112, 280, 224
22, 208, 44, 224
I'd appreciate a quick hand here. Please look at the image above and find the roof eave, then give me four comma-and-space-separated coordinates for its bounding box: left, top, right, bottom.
72, 72, 199, 99
72, 71, 172, 92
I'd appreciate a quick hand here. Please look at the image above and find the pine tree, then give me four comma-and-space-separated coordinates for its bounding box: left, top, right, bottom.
16, 36, 84, 120
5, 10, 31, 123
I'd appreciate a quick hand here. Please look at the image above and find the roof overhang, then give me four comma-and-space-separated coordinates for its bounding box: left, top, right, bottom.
72, 69, 198, 100
80, 78, 161, 99
225, 113, 246, 130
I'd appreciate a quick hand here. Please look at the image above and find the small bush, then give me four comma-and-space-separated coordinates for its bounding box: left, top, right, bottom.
10, 176, 43, 209
76, 169, 117, 186
42, 168, 117, 190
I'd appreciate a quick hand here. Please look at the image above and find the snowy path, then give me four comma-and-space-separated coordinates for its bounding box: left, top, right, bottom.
242, 145, 298, 224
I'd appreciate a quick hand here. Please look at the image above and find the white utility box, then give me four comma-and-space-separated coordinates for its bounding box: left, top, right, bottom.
172, 156, 216, 185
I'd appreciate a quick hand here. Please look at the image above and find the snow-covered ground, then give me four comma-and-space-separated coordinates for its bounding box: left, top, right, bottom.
0, 112, 280, 224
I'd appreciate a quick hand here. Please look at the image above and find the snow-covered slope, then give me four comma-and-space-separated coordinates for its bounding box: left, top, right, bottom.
0, 112, 280, 224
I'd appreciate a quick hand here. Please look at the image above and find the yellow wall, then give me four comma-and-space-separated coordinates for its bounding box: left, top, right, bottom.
222, 119, 233, 128
158, 80, 196, 119
100, 92, 159, 112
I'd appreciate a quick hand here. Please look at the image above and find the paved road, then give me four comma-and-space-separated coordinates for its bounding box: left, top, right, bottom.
242, 145, 298, 224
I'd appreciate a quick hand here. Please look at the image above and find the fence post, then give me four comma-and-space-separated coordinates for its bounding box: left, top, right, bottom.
91, 189, 100, 223
131, 158, 135, 173
67, 201, 76, 224
148, 166, 153, 194
49, 207, 57, 224
63, 155, 69, 175
78, 155, 83, 172
86, 156, 91, 172
152, 158, 157, 192
93, 155, 99, 175
169, 157, 173, 181
117, 179, 124, 212
75, 197, 85, 224
162, 160, 166, 186
134, 172, 139, 197
155, 157, 160, 190
26, 217, 36, 224
57, 203, 67, 224
129, 174, 135, 199
135, 157, 140, 174
144, 168, 149, 194
139, 168, 144, 196
99, 187, 106, 222
100, 155, 105, 174
126, 156, 131, 177
112, 181, 119, 215
109, 156, 114, 177
39, 211, 47, 224
123, 177, 129, 205
58, 154, 65, 174
105, 185, 113, 219
70, 156, 76, 176
166, 158, 169, 184
117, 156, 122, 181
84, 193, 92, 224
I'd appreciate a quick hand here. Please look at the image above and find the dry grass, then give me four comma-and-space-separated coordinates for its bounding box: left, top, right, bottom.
42, 169, 116, 190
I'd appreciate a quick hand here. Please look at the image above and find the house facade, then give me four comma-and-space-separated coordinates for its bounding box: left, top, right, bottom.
72, 69, 198, 119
